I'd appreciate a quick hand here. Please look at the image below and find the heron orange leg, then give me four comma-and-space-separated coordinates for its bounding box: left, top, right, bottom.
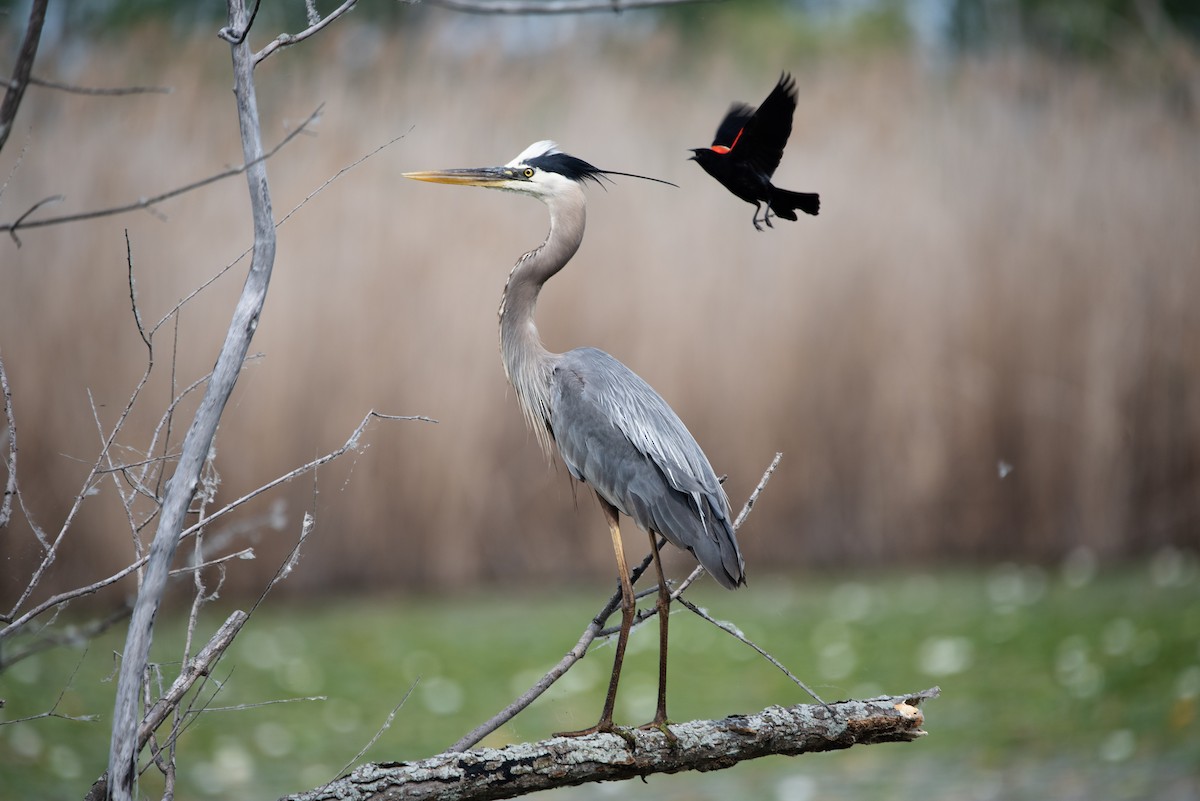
555, 497, 636, 745
639, 533, 679, 745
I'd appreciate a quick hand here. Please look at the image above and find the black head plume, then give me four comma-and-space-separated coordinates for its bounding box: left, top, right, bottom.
519, 142, 677, 189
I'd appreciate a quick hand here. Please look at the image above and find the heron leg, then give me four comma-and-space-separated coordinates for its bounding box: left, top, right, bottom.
555, 497, 636, 745
638, 532, 679, 745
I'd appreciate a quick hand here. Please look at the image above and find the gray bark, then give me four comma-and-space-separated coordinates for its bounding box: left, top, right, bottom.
105, 2, 277, 797
283, 689, 939, 801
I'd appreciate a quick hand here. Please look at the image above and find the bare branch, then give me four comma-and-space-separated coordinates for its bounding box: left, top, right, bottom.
168, 547, 255, 577
143, 125, 406, 346
1, 75, 171, 96
0, 647, 102, 725
0, 353, 16, 529
273, 129, 411, 230
733, 451, 782, 529
0, 0, 46, 154
178, 412, 435, 542
106, 408, 424, 796
5, 193, 62, 246
676, 596, 826, 705
254, 0, 359, 66
3, 357, 158, 620
1, 559, 145, 639
333, 684, 418, 782
107, 5, 282, 793
0, 410, 423, 642
0, 105, 323, 243
287, 690, 939, 801
200, 695, 328, 713
0, 605, 130, 671
423, 0, 713, 14
125, 230, 151, 351
134, 610, 249, 754
216, 0, 263, 45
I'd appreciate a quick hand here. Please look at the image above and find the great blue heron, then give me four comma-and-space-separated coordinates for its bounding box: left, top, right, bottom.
404, 141, 745, 738
690, 72, 820, 230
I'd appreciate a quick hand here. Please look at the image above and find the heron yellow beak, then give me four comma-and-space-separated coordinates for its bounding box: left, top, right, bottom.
402, 167, 516, 187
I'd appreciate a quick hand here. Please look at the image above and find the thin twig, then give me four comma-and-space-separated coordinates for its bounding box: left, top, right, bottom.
0, 105, 323, 241
333, 683, 417, 781
168, 547, 255, 577
1, 560, 147, 640
274, 128, 411, 230
676, 596, 826, 705
5, 193, 61, 246
145, 126, 407, 340
200, 695, 328, 713
592, 453, 784, 634
133, 611, 248, 754
0, 604, 130, 671
3, 345, 160, 620
423, 0, 713, 14
125, 230, 151, 351
0, 644, 99, 726
0, 353, 17, 530
2, 75, 172, 96
177, 413, 434, 542
254, 0, 358, 66
140, 513, 321, 788
733, 451, 782, 530
0, 411, 425, 641
136, 510, 319, 791
0, 0, 46, 155
103, 28, 318, 785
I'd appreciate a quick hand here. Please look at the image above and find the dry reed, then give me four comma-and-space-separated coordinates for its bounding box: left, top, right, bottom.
1, 20, 1197, 600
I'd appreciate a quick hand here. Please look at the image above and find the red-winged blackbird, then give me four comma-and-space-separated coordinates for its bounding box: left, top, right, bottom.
690, 73, 820, 230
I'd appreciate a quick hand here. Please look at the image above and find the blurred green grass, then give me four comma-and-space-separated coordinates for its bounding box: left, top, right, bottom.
3, 554, 1199, 800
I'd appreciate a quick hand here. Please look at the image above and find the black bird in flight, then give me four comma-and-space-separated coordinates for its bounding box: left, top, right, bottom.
690, 73, 820, 230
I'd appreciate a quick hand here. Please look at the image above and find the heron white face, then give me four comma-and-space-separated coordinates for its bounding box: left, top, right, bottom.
403, 140, 584, 201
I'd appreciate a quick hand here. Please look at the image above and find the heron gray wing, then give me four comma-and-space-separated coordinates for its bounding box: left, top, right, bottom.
550, 347, 744, 589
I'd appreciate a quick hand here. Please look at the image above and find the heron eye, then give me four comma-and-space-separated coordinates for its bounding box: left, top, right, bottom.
523, 168, 535, 178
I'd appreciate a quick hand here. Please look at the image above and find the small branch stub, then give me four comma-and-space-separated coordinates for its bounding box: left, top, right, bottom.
284, 689, 939, 801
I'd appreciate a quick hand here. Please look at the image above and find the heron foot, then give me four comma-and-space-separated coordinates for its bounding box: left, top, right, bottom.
638, 718, 679, 747
555, 720, 638, 749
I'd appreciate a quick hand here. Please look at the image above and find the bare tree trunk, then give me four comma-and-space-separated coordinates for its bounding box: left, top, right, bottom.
105, 2, 277, 797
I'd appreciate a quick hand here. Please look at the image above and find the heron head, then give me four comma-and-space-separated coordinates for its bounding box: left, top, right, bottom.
404, 141, 676, 200
403, 141, 607, 201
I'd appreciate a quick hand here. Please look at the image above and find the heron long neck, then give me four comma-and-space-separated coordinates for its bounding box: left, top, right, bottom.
499, 188, 587, 457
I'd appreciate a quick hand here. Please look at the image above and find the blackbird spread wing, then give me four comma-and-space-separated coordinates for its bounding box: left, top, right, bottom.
711, 103, 754, 149
725, 73, 797, 177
